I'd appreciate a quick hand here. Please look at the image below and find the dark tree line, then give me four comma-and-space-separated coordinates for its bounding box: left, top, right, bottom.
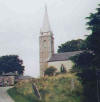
57, 4, 100, 102
0, 55, 24, 75
57, 39, 86, 53
70, 4, 100, 102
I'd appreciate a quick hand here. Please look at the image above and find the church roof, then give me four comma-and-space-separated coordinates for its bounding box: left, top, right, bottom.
48, 51, 82, 62
41, 5, 51, 33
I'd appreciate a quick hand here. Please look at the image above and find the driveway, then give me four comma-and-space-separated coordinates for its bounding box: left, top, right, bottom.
0, 87, 14, 102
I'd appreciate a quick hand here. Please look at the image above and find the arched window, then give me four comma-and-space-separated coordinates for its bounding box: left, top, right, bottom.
60, 64, 67, 73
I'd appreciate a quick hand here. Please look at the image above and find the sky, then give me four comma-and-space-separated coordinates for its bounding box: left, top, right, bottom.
0, 0, 99, 77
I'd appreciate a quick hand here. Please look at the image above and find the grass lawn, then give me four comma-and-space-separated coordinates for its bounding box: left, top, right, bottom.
7, 87, 41, 102
8, 73, 83, 102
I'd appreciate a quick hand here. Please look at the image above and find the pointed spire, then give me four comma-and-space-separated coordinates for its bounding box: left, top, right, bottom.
41, 5, 51, 33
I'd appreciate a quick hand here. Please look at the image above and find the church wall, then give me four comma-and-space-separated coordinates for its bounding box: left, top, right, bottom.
39, 35, 54, 77
39, 6, 54, 77
48, 60, 74, 72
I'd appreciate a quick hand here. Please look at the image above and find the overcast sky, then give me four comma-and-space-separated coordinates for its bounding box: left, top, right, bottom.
0, 0, 99, 77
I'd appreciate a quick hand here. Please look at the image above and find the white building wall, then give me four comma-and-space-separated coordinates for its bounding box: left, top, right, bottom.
48, 60, 74, 72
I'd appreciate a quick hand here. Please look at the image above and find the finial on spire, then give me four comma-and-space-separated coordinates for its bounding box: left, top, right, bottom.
40, 5, 51, 33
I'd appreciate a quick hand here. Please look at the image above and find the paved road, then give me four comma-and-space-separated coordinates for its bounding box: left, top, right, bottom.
0, 87, 14, 102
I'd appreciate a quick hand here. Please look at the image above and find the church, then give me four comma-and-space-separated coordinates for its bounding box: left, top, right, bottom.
39, 6, 82, 77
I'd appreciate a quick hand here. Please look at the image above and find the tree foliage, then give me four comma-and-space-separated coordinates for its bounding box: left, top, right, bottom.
0, 55, 24, 75
71, 51, 97, 102
85, 5, 100, 68
44, 66, 57, 76
70, 4, 100, 102
57, 39, 86, 53
71, 4, 100, 76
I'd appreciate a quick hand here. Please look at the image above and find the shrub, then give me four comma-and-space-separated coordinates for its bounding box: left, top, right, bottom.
44, 66, 57, 76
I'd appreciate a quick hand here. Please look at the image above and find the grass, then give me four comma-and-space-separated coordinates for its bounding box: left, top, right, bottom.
7, 82, 41, 102
8, 73, 84, 102
7, 88, 29, 102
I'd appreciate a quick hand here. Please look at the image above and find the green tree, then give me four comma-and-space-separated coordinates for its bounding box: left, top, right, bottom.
70, 4, 100, 77
57, 39, 86, 53
85, 5, 100, 67
0, 55, 24, 75
70, 4, 100, 102
44, 66, 57, 76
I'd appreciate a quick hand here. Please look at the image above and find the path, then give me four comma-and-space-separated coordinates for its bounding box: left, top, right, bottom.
0, 87, 14, 102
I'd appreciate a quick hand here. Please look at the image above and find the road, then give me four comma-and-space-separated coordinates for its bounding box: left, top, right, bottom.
0, 87, 14, 102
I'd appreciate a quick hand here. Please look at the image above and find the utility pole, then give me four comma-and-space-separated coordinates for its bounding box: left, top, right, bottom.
97, 80, 100, 102
96, 69, 100, 102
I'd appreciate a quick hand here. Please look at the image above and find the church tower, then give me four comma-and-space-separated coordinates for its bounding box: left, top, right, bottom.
39, 6, 54, 77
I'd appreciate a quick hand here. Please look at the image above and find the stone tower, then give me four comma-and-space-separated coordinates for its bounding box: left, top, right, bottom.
39, 6, 54, 77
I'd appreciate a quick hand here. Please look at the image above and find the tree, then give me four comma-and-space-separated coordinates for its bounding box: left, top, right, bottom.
44, 66, 57, 76
70, 4, 100, 74
57, 39, 86, 53
70, 4, 100, 102
85, 5, 100, 68
0, 55, 24, 75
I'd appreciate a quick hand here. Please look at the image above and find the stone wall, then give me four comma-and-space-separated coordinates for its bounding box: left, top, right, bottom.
0, 76, 15, 86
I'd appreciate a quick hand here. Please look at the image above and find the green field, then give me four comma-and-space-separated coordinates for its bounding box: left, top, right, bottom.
8, 74, 83, 102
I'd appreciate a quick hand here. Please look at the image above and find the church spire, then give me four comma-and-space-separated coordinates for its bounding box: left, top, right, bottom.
41, 5, 51, 33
